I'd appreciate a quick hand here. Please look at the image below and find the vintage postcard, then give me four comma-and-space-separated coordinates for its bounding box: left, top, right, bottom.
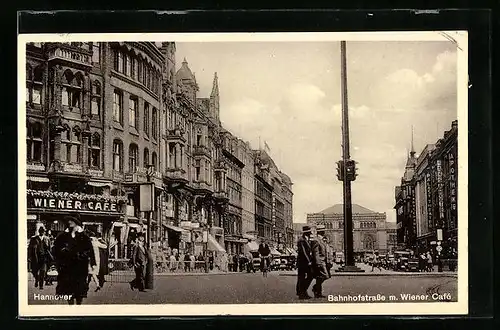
18, 31, 468, 316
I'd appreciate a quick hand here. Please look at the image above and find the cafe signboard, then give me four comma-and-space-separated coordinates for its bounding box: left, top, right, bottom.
27, 189, 126, 213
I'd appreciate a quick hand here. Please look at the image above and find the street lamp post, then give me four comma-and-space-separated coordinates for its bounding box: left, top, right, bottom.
143, 164, 156, 289
336, 41, 364, 273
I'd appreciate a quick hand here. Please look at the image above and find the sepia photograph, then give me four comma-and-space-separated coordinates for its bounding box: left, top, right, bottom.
18, 32, 468, 316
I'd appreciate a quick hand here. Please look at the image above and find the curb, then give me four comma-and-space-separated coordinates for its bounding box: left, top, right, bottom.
279, 272, 458, 277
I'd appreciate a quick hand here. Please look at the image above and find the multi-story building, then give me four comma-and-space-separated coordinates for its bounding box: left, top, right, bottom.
239, 140, 256, 240
254, 151, 273, 242
395, 121, 458, 255
24, 40, 293, 260
219, 130, 245, 254
394, 141, 418, 251
26, 41, 165, 260
306, 204, 391, 255
280, 173, 294, 249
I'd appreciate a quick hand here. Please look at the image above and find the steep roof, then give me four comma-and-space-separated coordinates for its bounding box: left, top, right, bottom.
318, 204, 376, 214
176, 58, 195, 82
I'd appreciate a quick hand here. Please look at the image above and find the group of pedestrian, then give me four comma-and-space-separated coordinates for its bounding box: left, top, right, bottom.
228, 253, 249, 272
28, 215, 111, 305
296, 225, 331, 300
419, 251, 435, 272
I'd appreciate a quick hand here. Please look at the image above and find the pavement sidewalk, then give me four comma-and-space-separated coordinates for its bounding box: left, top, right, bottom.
279, 263, 457, 277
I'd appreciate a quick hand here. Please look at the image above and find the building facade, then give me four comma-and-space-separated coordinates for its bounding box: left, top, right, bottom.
306, 204, 392, 255
395, 121, 458, 256
25, 41, 293, 261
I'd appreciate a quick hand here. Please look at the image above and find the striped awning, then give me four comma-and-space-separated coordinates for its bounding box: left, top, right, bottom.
88, 181, 112, 187
27, 176, 49, 182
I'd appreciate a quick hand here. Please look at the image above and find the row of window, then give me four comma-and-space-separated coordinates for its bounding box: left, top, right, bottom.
112, 90, 158, 139
112, 139, 158, 173
112, 48, 161, 96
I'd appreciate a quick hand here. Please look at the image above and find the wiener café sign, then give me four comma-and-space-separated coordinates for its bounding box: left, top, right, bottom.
29, 196, 119, 213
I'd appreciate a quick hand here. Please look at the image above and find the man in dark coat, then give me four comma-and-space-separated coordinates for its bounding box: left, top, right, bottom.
296, 225, 313, 299
310, 225, 330, 298
28, 226, 52, 290
53, 215, 95, 305
258, 241, 271, 271
129, 232, 148, 292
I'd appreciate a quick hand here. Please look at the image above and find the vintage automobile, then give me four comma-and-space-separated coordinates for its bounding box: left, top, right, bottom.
406, 258, 420, 272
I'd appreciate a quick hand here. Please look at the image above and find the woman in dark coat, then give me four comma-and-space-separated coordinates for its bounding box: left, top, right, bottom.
53, 215, 96, 305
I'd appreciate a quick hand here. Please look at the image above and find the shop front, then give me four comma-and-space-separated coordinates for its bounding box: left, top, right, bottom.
26, 189, 127, 253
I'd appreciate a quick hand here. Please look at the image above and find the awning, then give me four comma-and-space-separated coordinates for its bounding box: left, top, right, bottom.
207, 234, 226, 253
88, 181, 112, 187
246, 241, 259, 252
163, 224, 186, 233
27, 176, 49, 182
270, 248, 281, 256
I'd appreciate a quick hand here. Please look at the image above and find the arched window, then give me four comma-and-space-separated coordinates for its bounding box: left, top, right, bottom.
151, 152, 157, 171
89, 133, 101, 168
26, 65, 43, 106
113, 89, 123, 124
26, 121, 43, 162
151, 107, 158, 139
128, 144, 138, 173
143, 148, 149, 168
91, 81, 102, 117
113, 139, 123, 172
143, 102, 150, 136
128, 96, 138, 128
61, 69, 82, 110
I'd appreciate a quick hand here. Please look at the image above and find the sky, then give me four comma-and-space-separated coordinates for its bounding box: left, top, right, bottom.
175, 40, 458, 223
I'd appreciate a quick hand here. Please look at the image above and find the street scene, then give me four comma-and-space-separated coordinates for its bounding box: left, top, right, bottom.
22, 36, 461, 308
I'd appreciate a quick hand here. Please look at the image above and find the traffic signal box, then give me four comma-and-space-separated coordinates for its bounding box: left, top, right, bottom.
336, 160, 358, 181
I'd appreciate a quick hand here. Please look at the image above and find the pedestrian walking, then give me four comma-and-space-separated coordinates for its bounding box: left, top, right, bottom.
28, 226, 52, 290
184, 253, 191, 272
189, 254, 196, 271
87, 231, 108, 292
296, 225, 313, 300
371, 252, 382, 272
129, 232, 148, 292
53, 215, 95, 305
95, 232, 109, 289
427, 252, 433, 272
310, 225, 330, 298
169, 253, 177, 272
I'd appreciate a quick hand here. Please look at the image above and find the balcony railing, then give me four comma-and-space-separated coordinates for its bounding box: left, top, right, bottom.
88, 169, 104, 178
192, 145, 211, 158
112, 171, 124, 181
47, 47, 92, 66
214, 160, 228, 172
27, 162, 46, 172
213, 191, 229, 201
191, 181, 212, 192
165, 168, 188, 182
166, 127, 186, 143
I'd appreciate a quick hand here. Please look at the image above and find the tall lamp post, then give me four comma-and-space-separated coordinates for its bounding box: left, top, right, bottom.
140, 164, 156, 289
336, 41, 364, 272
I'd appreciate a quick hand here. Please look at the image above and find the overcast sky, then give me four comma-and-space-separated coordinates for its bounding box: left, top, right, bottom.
176, 41, 458, 223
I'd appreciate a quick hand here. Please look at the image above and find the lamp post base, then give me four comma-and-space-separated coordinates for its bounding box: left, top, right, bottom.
335, 265, 365, 273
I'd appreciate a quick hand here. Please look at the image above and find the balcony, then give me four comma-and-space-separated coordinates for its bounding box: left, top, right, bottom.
164, 168, 189, 188
166, 127, 186, 143
191, 181, 213, 194
214, 160, 228, 172
213, 191, 229, 203
48, 161, 91, 180
27, 162, 46, 172
192, 145, 211, 158
47, 44, 92, 68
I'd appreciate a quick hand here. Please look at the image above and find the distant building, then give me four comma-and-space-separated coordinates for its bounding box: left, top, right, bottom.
395, 121, 458, 255
306, 204, 393, 255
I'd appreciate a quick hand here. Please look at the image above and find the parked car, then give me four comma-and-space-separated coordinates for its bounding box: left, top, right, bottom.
406, 258, 419, 272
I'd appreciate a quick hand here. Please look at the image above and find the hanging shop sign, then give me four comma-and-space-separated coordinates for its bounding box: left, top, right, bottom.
447, 150, 457, 230
425, 172, 433, 230
436, 160, 445, 220
27, 190, 126, 213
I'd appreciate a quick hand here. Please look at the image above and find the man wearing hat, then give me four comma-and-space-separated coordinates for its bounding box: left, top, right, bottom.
296, 225, 313, 299
129, 232, 148, 292
53, 214, 96, 305
28, 226, 52, 290
310, 224, 330, 298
